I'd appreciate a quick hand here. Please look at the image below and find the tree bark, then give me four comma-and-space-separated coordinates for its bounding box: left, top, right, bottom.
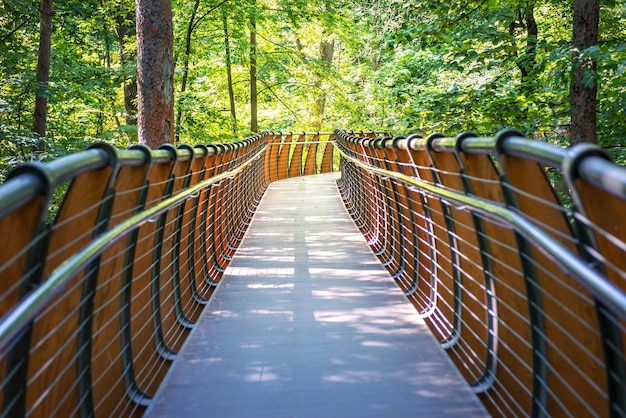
223, 5, 237, 136
570, 0, 599, 144
33, 0, 53, 151
250, 3, 258, 133
136, 0, 175, 148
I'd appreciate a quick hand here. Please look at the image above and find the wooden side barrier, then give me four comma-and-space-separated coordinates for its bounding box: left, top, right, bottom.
4, 126, 622, 417
28, 154, 115, 417
458, 145, 532, 414
267, 132, 339, 181
334, 129, 626, 417
0, 134, 269, 417
426, 142, 491, 386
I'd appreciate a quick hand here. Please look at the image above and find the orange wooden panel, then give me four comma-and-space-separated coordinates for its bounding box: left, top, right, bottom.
303, 133, 319, 176
499, 155, 606, 416
130, 162, 174, 397
27, 167, 113, 417
392, 146, 429, 308
91, 164, 148, 418
320, 134, 334, 173
0, 192, 46, 414
288, 134, 306, 178
377, 145, 405, 283
276, 134, 292, 181
460, 152, 533, 415
406, 148, 441, 318
427, 150, 489, 385
267, 134, 281, 183
160, 156, 194, 353
0, 197, 46, 317
181, 153, 213, 307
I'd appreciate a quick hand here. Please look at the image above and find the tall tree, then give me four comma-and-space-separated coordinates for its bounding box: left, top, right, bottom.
249, 0, 258, 133
136, 0, 174, 147
33, 0, 53, 151
175, 0, 200, 141
223, 4, 237, 136
570, 0, 599, 144
312, 35, 335, 131
113, 0, 138, 126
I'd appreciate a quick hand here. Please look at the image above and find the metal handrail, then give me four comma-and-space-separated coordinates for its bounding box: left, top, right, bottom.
0, 144, 267, 350
333, 141, 626, 319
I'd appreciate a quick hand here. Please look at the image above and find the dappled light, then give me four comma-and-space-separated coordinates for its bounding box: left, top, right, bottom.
1, 129, 625, 417
151, 173, 485, 417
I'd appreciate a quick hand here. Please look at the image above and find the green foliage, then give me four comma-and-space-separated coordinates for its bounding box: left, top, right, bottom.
0, 0, 625, 177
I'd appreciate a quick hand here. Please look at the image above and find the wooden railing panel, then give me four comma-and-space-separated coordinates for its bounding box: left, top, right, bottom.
408, 148, 457, 343
91, 163, 149, 418
460, 152, 533, 415
27, 166, 114, 417
276, 133, 292, 180
427, 150, 490, 385
498, 154, 607, 416
130, 161, 174, 397
303, 133, 319, 176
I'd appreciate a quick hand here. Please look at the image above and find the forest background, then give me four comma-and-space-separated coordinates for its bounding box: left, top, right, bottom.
1, 0, 625, 179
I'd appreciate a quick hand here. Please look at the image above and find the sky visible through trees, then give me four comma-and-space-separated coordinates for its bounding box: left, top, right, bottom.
0, 0, 625, 173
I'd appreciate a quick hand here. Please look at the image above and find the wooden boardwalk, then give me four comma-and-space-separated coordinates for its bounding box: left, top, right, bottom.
147, 173, 487, 417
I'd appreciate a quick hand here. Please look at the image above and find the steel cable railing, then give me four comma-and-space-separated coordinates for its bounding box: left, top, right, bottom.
5, 125, 622, 417
0, 133, 273, 417
334, 128, 626, 417
0, 129, 372, 417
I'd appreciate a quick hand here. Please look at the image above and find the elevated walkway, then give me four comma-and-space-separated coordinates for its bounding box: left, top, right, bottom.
147, 173, 487, 417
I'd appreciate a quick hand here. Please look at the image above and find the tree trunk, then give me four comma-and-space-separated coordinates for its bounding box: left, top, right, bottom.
114, 5, 138, 126
33, 0, 53, 152
312, 37, 335, 131
223, 5, 237, 136
136, 0, 175, 148
249, 3, 258, 133
175, 0, 200, 142
570, 0, 599, 144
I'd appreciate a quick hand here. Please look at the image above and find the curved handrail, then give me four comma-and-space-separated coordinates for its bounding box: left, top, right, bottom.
334, 127, 626, 417
334, 139, 626, 317
0, 144, 267, 351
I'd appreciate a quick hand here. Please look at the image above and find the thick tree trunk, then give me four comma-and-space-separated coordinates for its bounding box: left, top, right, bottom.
33, 0, 53, 151
136, 0, 174, 148
250, 4, 258, 133
223, 6, 237, 136
570, 0, 599, 144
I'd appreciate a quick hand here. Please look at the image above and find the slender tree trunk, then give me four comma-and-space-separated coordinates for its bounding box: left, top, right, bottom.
249, 2, 258, 133
312, 37, 335, 131
114, 6, 138, 127
136, 0, 175, 148
100, 0, 122, 128
175, 0, 200, 142
507, 4, 537, 83
223, 5, 237, 136
33, 0, 53, 151
570, 0, 599, 144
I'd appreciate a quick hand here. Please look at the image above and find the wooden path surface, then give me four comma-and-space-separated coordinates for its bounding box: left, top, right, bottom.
147, 173, 488, 417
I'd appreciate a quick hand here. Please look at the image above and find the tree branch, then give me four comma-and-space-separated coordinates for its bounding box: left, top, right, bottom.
258, 79, 301, 122
192, 0, 229, 32
1, 17, 32, 43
